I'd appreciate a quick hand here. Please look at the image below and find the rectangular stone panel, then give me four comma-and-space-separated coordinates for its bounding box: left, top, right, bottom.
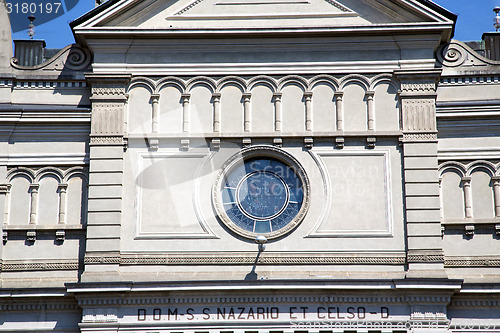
135, 153, 210, 238
310, 150, 393, 236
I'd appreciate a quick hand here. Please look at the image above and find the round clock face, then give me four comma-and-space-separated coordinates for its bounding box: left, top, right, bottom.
219, 157, 306, 238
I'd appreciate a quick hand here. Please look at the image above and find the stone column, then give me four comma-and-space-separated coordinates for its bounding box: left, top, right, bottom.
395, 69, 445, 278
84, 74, 131, 279
492, 176, 500, 217
29, 184, 39, 225
1, 184, 11, 226
366, 91, 375, 131
461, 177, 473, 218
242, 92, 251, 132
212, 93, 221, 133
150, 94, 160, 134
273, 92, 282, 132
181, 93, 190, 133
57, 183, 68, 224
304, 91, 313, 131
334, 92, 344, 131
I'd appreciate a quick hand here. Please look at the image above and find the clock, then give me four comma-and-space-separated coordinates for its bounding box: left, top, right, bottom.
214, 147, 309, 240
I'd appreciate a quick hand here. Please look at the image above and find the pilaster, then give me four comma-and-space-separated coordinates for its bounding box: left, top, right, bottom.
395, 70, 445, 278
84, 74, 131, 278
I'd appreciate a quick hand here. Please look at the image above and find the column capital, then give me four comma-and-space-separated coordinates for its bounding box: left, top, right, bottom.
0, 184, 11, 194
365, 90, 375, 98
461, 176, 472, 184
29, 184, 39, 192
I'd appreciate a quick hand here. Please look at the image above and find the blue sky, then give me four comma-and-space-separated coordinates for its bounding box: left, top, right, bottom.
9, 0, 500, 49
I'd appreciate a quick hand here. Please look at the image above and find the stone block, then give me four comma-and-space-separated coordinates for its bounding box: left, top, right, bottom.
407, 236, 444, 250
87, 212, 122, 225
405, 196, 440, 209
85, 238, 120, 252
404, 169, 439, 183
89, 185, 123, 198
87, 225, 121, 238
405, 183, 440, 196
89, 172, 123, 185
407, 222, 442, 236
403, 142, 438, 156
90, 146, 124, 159
90, 159, 124, 172
406, 209, 441, 223
404, 156, 438, 169
87, 198, 122, 212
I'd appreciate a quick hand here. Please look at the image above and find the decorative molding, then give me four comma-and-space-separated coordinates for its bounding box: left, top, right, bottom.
174, 0, 205, 15
1, 260, 79, 271
180, 138, 190, 150
0, 300, 79, 311
147, 137, 159, 150
410, 304, 447, 321
11, 44, 91, 71
84, 255, 120, 264
242, 137, 252, 147
399, 81, 437, 93
304, 137, 313, 149
437, 40, 500, 69
56, 230, 66, 242
0, 184, 11, 194
366, 136, 376, 149
82, 308, 118, 323
77, 294, 413, 308
403, 133, 438, 142
440, 75, 500, 86
78, 294, 407, 307
26, 230, 36, 242
335, 136, 344, 149
322, 0, 352, 12
12, 81, 87, 89
90, 136, 124, 145
445, 256, 500, 267
407, 254, 444, 263
83, 253, 406, 266
450, 297, 500, 307
210, 138, 221, 151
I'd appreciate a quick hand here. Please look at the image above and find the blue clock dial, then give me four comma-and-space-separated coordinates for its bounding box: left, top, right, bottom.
221, 158, 304, 235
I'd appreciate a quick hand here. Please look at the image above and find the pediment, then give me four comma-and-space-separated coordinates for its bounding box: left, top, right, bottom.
72, 0, 455, 32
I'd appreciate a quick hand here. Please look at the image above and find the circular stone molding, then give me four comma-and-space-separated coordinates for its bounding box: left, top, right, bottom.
213, 146, 310, 240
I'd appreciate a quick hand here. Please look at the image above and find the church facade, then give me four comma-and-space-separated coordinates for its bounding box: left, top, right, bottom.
1, 0, 500, 331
